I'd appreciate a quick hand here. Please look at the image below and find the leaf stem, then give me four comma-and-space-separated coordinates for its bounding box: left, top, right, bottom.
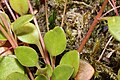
111, 0, 119, 16
0, 24, 16, 48
4, 0, 16, 20
45, 0, 49, 31
50, 56, 55, 69
61, 0, 67, 27
0, 47, 13, 56
0, 14, 18, 47
77, 0, 109, 53
28, 0, 50, 65
36, 42, 46, 63
26, 67, 35, 80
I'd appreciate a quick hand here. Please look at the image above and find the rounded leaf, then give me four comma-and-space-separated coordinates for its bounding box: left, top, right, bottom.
52, 65, 74, 80
107, 17, 120, 41
14, 46, 38, 67
6, 72, 29, 80
0, 11, 10, 40
75, 59, 94, 80
60, 50, 79, 77
35, 75, 48, 80
0, 55, 24, 80
0, 11, 10, 26
44, 26, 66, 56
15, 23, 39, 44
13, 14, 33, 31
9, 0, 28, 15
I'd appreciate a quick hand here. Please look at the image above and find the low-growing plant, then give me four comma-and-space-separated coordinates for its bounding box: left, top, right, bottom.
0, 0, 81, 80
0, 0, 120, 80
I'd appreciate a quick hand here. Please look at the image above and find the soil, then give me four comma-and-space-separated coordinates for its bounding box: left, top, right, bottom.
31, 0, 120, 80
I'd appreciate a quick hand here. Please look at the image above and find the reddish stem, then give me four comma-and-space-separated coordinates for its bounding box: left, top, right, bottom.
4, 0, 16, 20
0, 47, 13, 56
28, 0, 50, 65
111, 0, 119, 16
77, 0, 109, 53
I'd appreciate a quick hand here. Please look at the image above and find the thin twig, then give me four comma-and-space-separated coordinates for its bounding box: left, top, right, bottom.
100, 6, 120, 18
61, 0, 67, 27
0, 24, 16, 48
4, 0, 16, 20
45, 0, 49, 31
106, 47, 120, 58
28, 0, 50, 65
26, 67, 35, 80
98, 36, 113, 61
0, 14, 18, 47
98, 0, 119, 61
0, 47, 13, 56
77, 0, 109, 53
111, 0, 119, 16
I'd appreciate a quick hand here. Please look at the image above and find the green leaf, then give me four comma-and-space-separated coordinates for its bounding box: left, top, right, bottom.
118, 76, 120, 80
48, 10, 57, 29
51, 65, 74, 80
0, 32, 7, 41
35, 75, 48, 80
107, 17, 120, 41
13, 14, 33, 31
14, 46, 38, 67
0, 55, 24, 80
14, 23, 39, 44
44, 26, 66, 56
60, 50, 79, 77
118, 69, 120, 80
9, 0, 28, 15
0, 11, 10, 26
0, 11, 10, 40
36, 64, 53, 78
6, 72, 29, 80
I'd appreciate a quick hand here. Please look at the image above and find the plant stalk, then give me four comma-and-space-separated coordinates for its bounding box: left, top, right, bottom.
0, 14, 18, 47
28, 0, 50, 65
61, 0, 67, 27
0, 24, 16, 48
4, 0, 16, 20
77, 0, 109, 53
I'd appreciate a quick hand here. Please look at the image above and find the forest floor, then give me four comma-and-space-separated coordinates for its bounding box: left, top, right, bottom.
31, 0, 120, 80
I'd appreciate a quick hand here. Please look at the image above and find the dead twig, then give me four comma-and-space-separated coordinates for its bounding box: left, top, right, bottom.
61, 0, 67, 27
98, 36, 113, 61
98, 0, 119, 61
77, 0, 109, 53
45, 0, 49, 31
